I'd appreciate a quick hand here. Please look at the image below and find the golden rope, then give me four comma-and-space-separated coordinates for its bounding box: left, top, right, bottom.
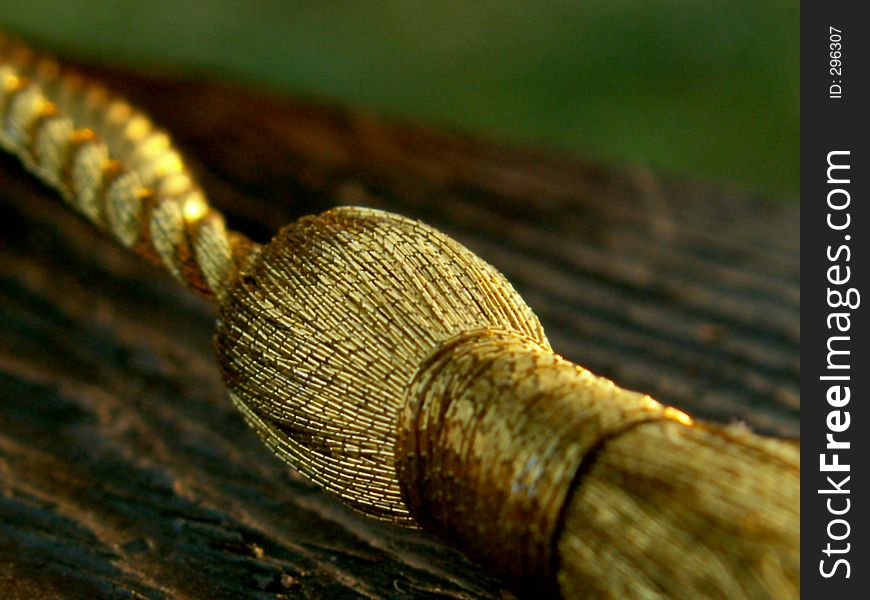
1, 34, 799, 598
0, 34, 257, 302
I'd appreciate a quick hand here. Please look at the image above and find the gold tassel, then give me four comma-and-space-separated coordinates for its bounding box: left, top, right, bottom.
2, 35, 799, 598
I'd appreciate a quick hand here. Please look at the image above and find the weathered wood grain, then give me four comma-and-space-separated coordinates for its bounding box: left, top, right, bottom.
0, 57, 798, 599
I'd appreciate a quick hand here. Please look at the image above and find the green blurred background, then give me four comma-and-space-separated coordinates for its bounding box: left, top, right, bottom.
3, 1, 798, 196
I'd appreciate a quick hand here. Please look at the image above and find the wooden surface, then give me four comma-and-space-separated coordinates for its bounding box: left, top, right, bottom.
0, 58, 799, 599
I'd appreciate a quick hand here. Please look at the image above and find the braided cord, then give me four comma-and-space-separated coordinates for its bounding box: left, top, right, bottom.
0, 35, 257, 302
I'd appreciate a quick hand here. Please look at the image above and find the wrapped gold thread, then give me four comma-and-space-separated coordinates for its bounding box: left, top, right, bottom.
397, 328, 682, 595
2, 34, 800, 598
216, 208, 548, 521
398, 328, 799, 598
216, 207, 799, 597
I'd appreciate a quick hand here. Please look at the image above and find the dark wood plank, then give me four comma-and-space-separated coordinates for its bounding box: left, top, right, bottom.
0, 57, 798, 599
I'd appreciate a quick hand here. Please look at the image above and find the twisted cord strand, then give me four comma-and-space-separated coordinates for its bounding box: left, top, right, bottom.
0, 34, 258, 302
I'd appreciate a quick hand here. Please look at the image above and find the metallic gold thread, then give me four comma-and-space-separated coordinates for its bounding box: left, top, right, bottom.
216, 207, 549, 522
2, 32, 800, 599
0, 34, 255, 300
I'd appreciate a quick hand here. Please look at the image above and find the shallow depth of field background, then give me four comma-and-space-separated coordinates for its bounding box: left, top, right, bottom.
3, 1, 798, 197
